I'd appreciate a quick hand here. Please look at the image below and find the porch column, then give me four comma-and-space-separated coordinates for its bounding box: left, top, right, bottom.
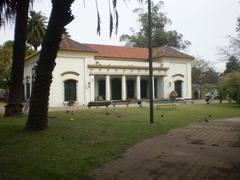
136, 75, 141, 100
105, 75, 110, 101
90, 75, 95, 101
121, 75, 126, 100
152, 76, 155, 99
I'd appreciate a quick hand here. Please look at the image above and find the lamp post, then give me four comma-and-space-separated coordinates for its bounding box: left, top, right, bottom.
148, 0, 154, 124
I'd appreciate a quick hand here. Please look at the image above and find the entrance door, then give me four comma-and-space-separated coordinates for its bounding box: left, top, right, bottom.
175, 80, 182, 97
111, 79, 121, 100
141, 80, 148, 98
98, 80, 106, 100
127, 80, 135, 99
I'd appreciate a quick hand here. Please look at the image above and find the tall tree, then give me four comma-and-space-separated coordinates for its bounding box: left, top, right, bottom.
120, 1, 191, 49
192, 58, 219, 84
224, 55, 240, 74
0, 41, 35, 89
26, 0, 123, 130
27, 11, 47, 50
26, 0, 75, 130
3, 0, 31, 117
220, 16, 240, 60
0, 0, 16, 27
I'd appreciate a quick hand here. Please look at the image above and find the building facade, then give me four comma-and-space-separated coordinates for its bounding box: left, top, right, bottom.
24, 38, 194, 107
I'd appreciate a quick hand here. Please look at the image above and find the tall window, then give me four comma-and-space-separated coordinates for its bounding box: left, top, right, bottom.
64, 80, 77, 101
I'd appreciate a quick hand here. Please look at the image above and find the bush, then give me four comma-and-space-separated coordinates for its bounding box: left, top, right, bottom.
218, 71, 240, 104
169, 91, 178, 100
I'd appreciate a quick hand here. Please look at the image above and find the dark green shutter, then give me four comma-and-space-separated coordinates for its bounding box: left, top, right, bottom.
64, 80, 77, 101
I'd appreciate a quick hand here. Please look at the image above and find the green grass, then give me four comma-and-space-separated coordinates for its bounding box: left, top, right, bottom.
0, 103, 240, 179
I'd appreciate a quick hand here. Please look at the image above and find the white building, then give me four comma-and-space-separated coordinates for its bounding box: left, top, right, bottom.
24, 38, 194, 107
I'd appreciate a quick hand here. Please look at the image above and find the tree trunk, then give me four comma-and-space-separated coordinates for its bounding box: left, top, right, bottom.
4, 0, 30, 117
26, 0, 74, 130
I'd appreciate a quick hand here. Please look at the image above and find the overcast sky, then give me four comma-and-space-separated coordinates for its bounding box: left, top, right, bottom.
0, 0, 239, 72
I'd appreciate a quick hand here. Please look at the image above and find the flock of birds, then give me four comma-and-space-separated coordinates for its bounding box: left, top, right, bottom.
65, 110, 212, 123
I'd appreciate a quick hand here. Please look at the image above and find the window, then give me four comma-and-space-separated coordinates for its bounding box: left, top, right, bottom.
64, 80, 77, 101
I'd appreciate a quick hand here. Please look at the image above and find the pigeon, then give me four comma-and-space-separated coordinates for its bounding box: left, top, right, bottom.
161, 114, 164, 118
209, 114, 212, 118
105, 112, 109, 115
66, 111, 69, 114
204, 118, 209, 122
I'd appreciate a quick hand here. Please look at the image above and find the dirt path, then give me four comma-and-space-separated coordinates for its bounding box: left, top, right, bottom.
88, 117, 240, 180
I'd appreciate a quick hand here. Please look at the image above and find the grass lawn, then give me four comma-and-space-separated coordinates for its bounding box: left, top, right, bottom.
0, 103, 240, 179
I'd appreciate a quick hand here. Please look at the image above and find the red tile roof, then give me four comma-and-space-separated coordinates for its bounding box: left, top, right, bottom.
86, 44, 148, 60
153, 46, 194, 59
59, 38, 96, 53
26, 38, 194, 61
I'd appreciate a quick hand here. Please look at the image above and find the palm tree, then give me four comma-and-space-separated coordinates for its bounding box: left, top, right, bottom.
26, 0, 121, 130
27, 11, 47, 50
0, 0, 17, 27
2, 0, 31, 117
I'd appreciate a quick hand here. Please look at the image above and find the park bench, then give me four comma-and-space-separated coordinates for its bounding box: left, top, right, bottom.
176, 98, 195, 104
111, 100, 140, 107
87, 101, 111, 109
155, 99, 176, 110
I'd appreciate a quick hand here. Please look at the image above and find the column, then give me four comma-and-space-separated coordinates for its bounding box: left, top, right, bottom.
121, 75, 126, 100
152, 76, 155, 99
105, 75, 110, 101
90, 75, 95, 101
136, 75, 141, 100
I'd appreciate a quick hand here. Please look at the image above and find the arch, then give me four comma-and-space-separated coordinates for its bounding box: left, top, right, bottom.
64, 79, 77, 101
172, 74, 184, 78
61, 71, 80, 76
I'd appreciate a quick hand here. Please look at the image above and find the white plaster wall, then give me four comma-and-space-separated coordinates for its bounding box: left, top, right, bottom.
49, 51, 94, 107
24, 51, 192, 107
159, 58, 192, 98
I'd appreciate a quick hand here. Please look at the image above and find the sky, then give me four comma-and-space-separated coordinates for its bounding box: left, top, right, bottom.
0, 0, 239, 72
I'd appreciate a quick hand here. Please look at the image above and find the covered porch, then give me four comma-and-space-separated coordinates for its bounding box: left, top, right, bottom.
90, 75, 166, 101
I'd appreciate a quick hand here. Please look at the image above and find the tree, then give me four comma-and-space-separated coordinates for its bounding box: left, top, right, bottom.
224, 55, 240, 74
26, 0, 125, 130
192, 58, 219, 85
0, 0, 16, 27
219, 71, 240, 104
1, 0, 31, 117
0, 41, 35, 89
0, 41, 12, 88
220, 16, 240, 60
120, 1, 191, 49
27, 11, 47, 50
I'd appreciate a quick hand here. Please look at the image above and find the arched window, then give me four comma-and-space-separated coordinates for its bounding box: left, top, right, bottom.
174, 80, 183, 97
64, 80, 77, 101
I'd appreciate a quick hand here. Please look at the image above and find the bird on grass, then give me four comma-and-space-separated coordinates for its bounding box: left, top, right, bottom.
204, 118, 209, 123
209, 114, 212, 118
105, 112, 109, 115
161, 114, 164, 118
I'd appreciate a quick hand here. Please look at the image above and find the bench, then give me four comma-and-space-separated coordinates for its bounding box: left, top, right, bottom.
155, 99, 176, 110
87, 101, 111, 109
111, 100, 131, 107
111, 100, 140, 107
175, 98, 195, 104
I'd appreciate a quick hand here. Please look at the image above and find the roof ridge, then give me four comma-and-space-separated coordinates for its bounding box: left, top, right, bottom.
84, 43, 147, 50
